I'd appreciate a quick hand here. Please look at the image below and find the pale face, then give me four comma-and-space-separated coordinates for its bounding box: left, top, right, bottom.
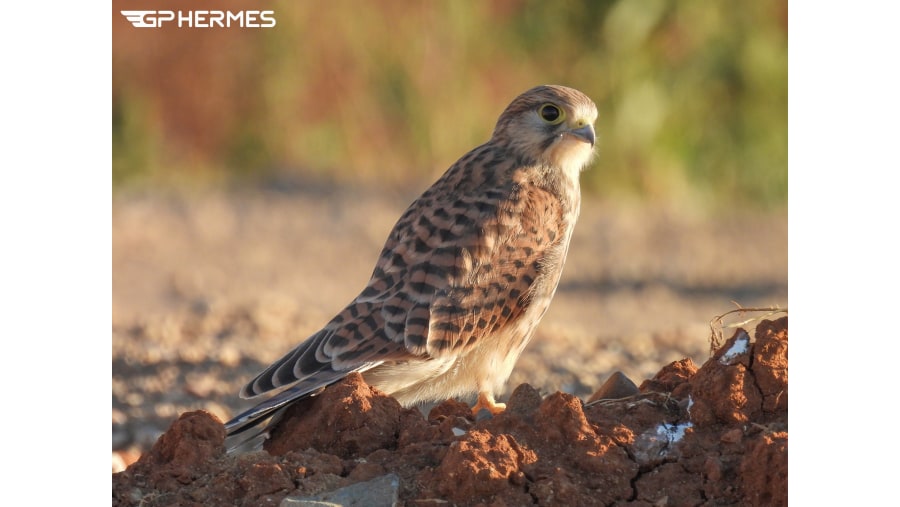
495, 86, 598, 181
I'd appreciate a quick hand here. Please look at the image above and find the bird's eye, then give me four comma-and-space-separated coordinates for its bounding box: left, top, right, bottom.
539, 104, 565, 124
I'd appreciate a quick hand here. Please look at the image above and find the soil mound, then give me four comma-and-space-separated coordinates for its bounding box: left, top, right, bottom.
113, 317, 787, 506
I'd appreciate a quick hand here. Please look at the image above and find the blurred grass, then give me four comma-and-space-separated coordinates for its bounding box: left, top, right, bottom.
112, 0, 786, 211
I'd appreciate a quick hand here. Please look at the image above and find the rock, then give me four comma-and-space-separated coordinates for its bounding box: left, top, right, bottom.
280, 473, 400, 507
587, 370, 640, 403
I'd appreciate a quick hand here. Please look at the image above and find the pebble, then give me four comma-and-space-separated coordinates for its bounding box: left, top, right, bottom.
587, 371, 640, 403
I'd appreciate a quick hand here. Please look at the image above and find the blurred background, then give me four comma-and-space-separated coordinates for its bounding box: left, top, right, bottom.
112, 0, 787, 466
113, 0, 786, 210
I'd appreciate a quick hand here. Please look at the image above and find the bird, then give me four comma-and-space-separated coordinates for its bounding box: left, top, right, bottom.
224, 84, 598, 450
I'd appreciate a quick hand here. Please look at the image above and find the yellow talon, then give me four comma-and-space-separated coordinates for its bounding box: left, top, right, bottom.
472, 392, 507, 415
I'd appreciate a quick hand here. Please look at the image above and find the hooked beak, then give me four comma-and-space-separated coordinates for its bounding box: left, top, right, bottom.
568, 123, 595, 147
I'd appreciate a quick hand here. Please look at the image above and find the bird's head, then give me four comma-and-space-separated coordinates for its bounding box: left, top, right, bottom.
491, 85, 598, 178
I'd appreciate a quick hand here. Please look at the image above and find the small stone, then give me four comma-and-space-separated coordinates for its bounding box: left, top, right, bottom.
505, 383, 543, 417
280, 473, 400, 507
587, 371, 640, 403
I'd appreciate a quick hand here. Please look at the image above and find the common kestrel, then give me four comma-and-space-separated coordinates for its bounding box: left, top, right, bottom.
225, 85, 598, 448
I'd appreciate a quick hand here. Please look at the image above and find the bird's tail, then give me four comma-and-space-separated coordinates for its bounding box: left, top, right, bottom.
223, 381, 331, 453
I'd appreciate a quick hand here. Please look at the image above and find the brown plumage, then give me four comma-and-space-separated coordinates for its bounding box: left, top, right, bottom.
225, 85, 598, 449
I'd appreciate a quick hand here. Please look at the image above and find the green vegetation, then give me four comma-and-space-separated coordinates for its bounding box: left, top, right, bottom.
113, 0, 786, 210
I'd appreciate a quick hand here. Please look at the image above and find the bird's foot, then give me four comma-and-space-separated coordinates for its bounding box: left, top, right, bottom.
472, 392, 506, 415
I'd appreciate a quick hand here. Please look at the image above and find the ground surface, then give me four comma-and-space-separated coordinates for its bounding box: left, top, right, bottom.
112, 185, 787, 503
113, 317, 787, 506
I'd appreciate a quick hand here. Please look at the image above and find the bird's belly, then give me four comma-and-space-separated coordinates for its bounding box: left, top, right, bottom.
364, 292, 554, 407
